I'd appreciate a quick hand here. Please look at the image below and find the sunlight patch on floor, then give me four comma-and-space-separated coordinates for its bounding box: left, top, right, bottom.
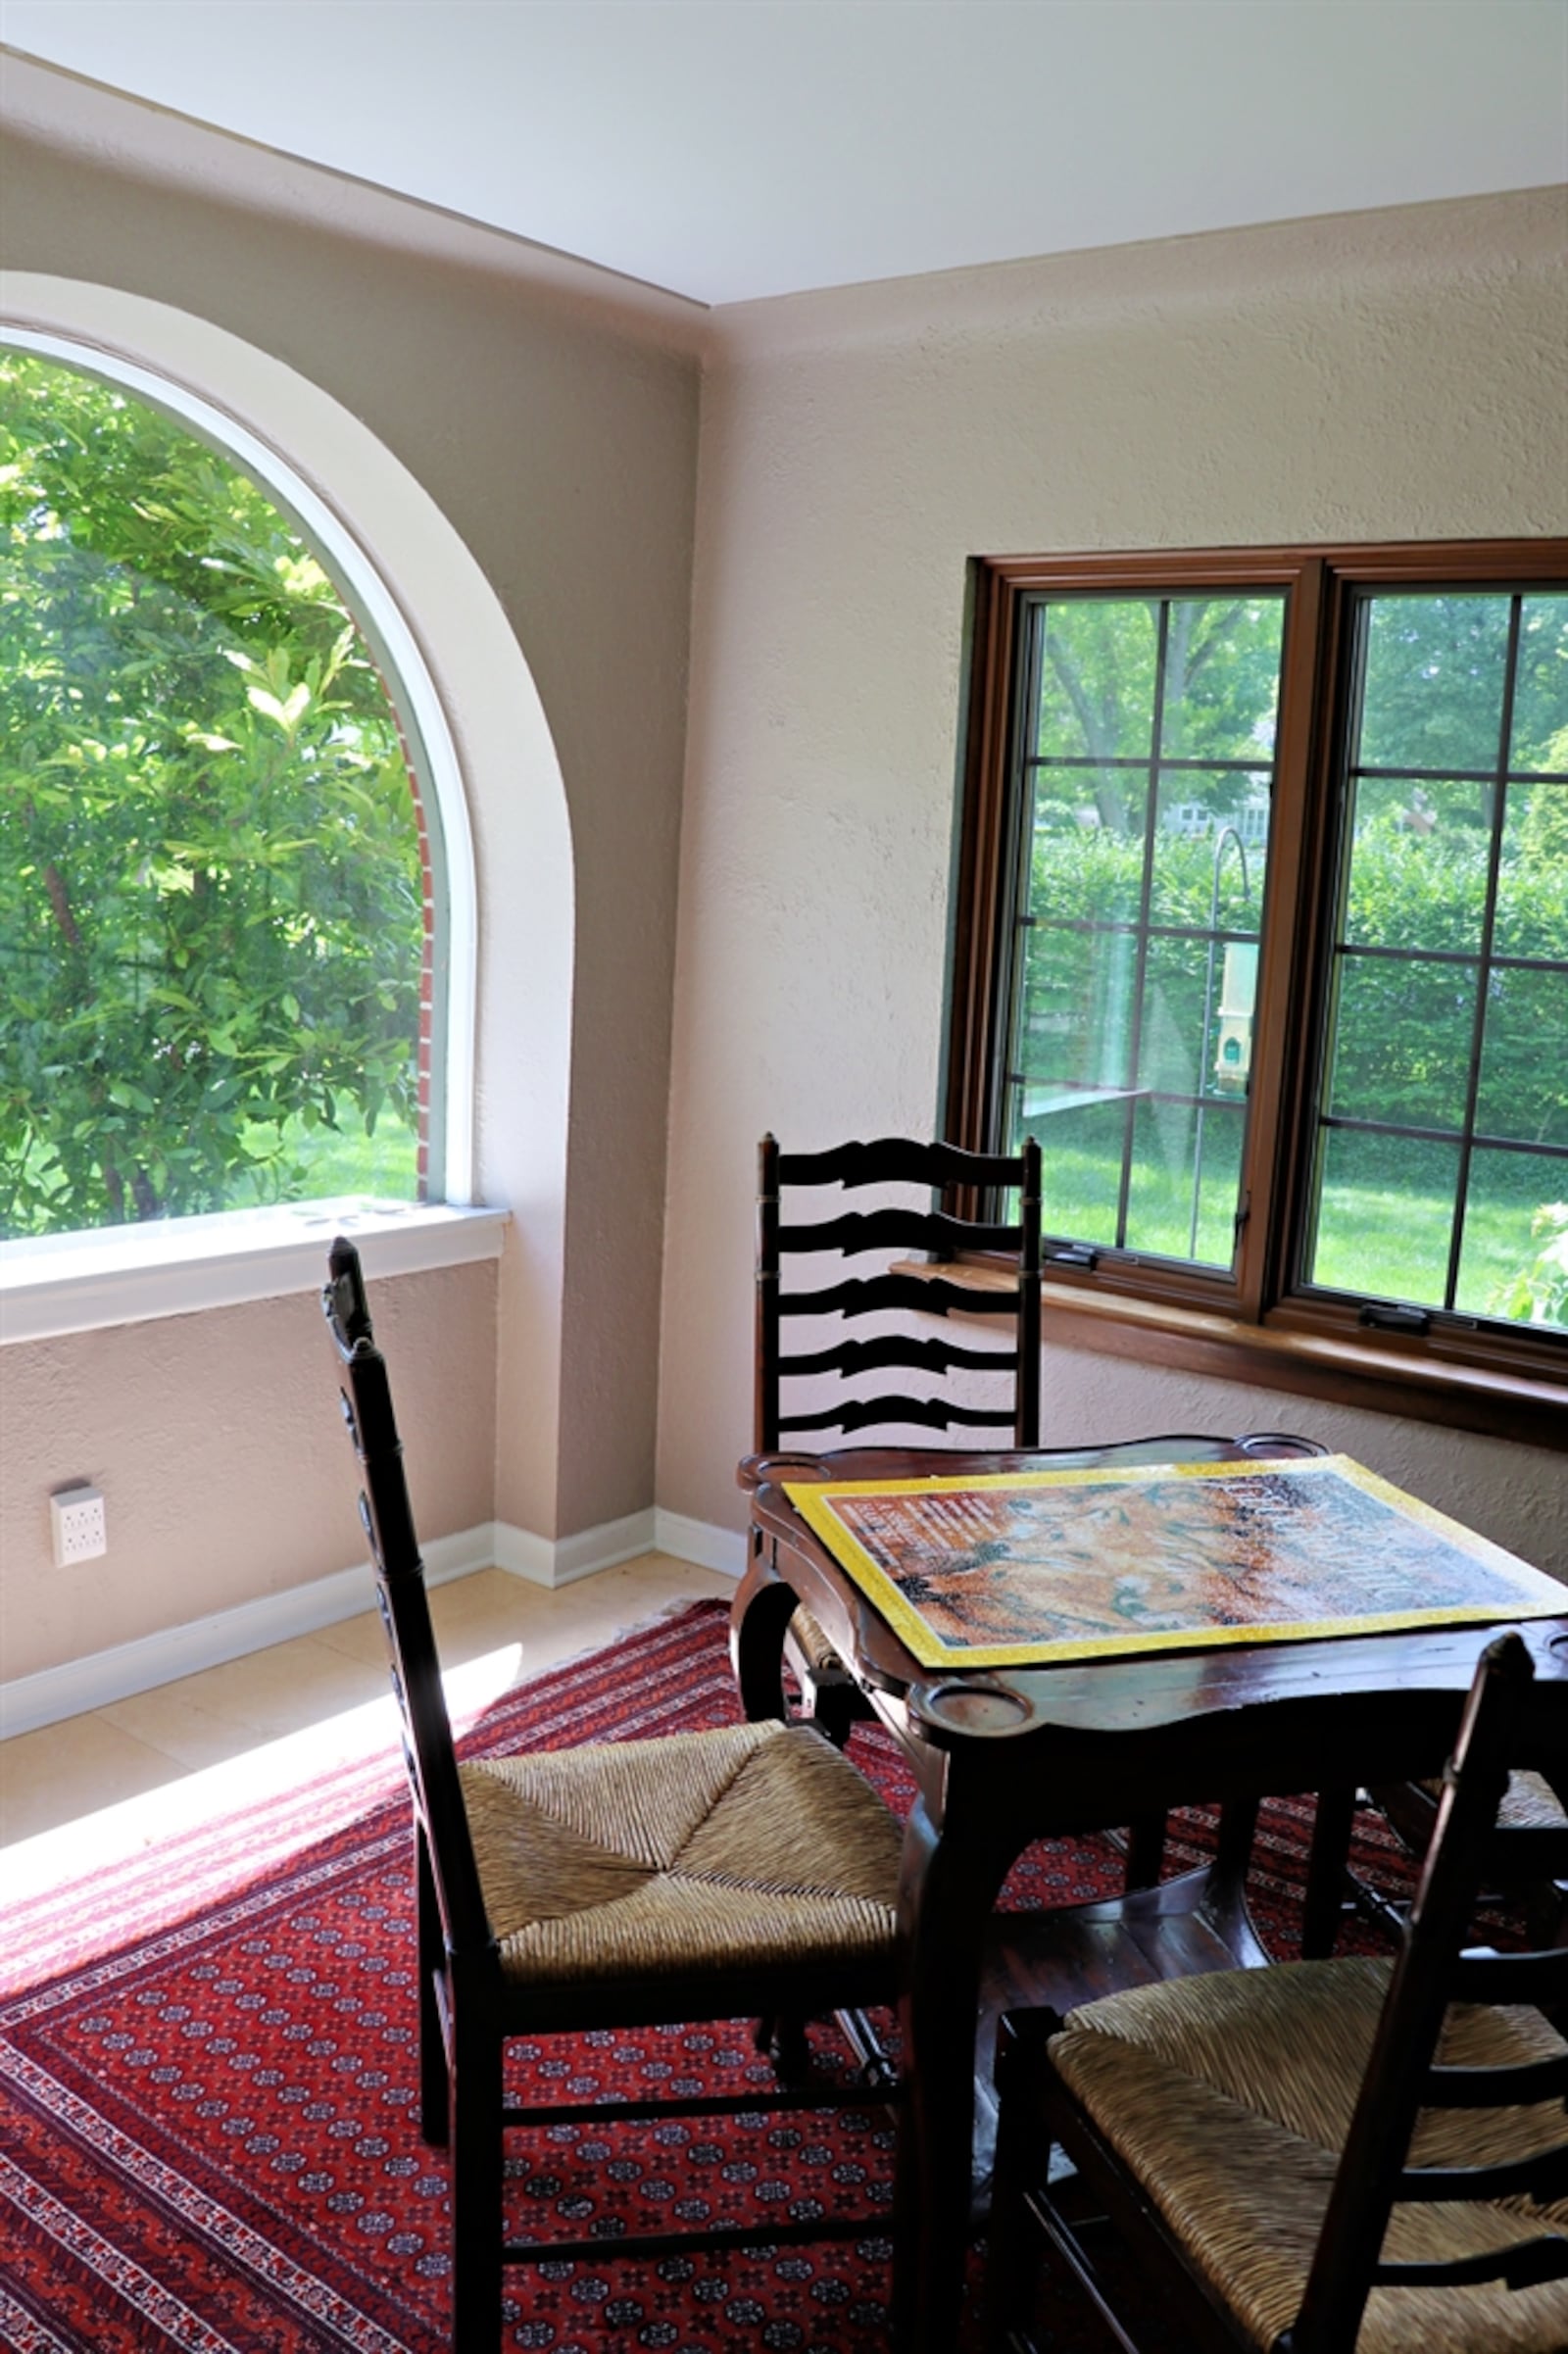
2, 1641, 523, 1907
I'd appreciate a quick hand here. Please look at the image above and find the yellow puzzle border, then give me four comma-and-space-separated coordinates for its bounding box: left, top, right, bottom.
782, 1453, 1563, 1670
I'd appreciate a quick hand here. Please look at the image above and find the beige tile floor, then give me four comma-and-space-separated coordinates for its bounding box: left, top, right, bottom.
0, 1552, 734, 1890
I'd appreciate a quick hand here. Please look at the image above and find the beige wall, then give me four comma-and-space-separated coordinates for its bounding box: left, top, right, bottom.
1, 63, 1563, 1694
659, 189, 1568, 1572
0, 61, 703, 1678
0, 1264, 496, 1684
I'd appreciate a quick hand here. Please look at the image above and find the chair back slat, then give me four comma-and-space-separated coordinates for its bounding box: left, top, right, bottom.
779, 1396, 1023, 1438
1477, 1824, 1568, 1885
324, 1238, 495, 1964
1292, 1632, 1568, 2349
1375, 2238, 1568, 2292
755, 1133, 1042, 1454
778, 1208, 1023, 1257
1394, 2140, 1568, 2203
777, 1272, 1025, 1320
778, 1335, 1019, 1381
1422, 2049, 1568, 2105
1451, 1944, 1568, 2003
776, 1137, 1026, 1191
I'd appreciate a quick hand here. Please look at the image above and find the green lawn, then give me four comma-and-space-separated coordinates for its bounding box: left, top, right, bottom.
230, 1110, 419, 1207
1035, 1141, 1563, 1327
1310, 1178, 1539, 1316
2, 1110, 421, 1238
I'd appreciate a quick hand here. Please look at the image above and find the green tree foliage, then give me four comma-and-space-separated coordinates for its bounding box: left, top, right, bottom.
1488, 1202, 1568, 1325
1033, 595, 1285, 831
1333, 809, 1568, 1153
0, 352, 423, 1237
1360, 590, 1568, 788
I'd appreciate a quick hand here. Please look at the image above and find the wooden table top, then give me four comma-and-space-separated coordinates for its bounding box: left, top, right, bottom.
744, 1438, 1568, 1808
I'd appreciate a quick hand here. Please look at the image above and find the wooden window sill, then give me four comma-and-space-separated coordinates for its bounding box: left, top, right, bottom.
892, 1261, 1567, 1451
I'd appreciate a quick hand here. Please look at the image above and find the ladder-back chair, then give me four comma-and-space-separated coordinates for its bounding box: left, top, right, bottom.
746, 1132, 1041, 1739
754, 1131, 1042, 1458
323, 1238, 906, 2351
985, 1630, 1568, 2354
1304, 1766, 1568, 1961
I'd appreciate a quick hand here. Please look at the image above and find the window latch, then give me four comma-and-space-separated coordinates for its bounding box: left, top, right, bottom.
1049, 1245, 1100, 1270
1358, 1302, 1432, 1336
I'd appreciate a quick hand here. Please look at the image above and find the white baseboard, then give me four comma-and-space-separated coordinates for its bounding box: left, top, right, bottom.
490, 1507, 746, 1587
0, 1525, 493, 1741
490, 1508, 659, 1589
653, 1508, 747, 1580
1, 1505, 747, 1740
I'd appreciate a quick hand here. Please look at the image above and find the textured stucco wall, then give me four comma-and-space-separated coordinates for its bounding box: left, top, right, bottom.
659, 188, 1568, 1571
0, 59, 702, 1679
0, 1262, 496, 1683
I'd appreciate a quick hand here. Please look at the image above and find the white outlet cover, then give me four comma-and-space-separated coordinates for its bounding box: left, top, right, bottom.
50, 1485, 107, 1567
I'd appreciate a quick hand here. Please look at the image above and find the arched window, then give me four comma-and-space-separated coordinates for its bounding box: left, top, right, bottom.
1, 341, 466, 1237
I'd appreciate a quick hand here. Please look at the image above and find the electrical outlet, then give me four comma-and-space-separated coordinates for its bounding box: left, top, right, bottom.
50, 1485, 107, 1567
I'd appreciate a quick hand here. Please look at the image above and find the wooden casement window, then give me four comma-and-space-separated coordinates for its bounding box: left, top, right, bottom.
946, 544, 1568, 1447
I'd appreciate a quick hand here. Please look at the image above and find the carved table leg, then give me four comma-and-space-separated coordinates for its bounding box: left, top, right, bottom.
891, 1790, 1011, 2354
729, 1543, 798, 1724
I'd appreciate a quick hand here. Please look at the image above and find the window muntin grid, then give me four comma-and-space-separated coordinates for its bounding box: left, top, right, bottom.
1003, 591, 1287, 1272
1305, 588, 1568, 1319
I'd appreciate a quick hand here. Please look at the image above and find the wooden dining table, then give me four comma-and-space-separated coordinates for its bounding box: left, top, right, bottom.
730, 1434, 1568, 2354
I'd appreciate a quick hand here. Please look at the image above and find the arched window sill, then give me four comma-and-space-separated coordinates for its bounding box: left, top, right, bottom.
0, 1200, 509, 1345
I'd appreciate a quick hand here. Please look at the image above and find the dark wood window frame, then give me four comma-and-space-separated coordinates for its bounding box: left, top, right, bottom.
945, 542, 1568, 1450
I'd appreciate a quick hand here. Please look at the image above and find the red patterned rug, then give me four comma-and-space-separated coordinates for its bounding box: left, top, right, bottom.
1, 1599, 1415, 2353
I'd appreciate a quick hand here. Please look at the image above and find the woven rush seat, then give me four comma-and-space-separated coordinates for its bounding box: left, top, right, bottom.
784, 1604, 849, 1682
1047, 1957, 1568, 2354
1406, 1769, 1568, 1836
1494, 1772, 1568, 1834
462, 1718, 901, 1984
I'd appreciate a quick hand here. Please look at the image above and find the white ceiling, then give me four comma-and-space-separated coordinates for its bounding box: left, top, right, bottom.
3, 0, 1565, 307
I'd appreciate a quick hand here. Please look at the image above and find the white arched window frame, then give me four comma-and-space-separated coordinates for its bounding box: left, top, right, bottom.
3, 322, 477, 1209
0, 282, 579, 1344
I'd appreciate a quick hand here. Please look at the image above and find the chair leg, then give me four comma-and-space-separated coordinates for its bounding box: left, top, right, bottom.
1122, 1813, 1166, 1890
450, 2016, 504, 2354
416, 1830, 449, 2145
1213, 1793, 1260, 1883
1301, 1787, 1357, 1960
754, 2011, 813, 2084
984, 2013, 1050, 2350
806, 1679, 860, 1750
